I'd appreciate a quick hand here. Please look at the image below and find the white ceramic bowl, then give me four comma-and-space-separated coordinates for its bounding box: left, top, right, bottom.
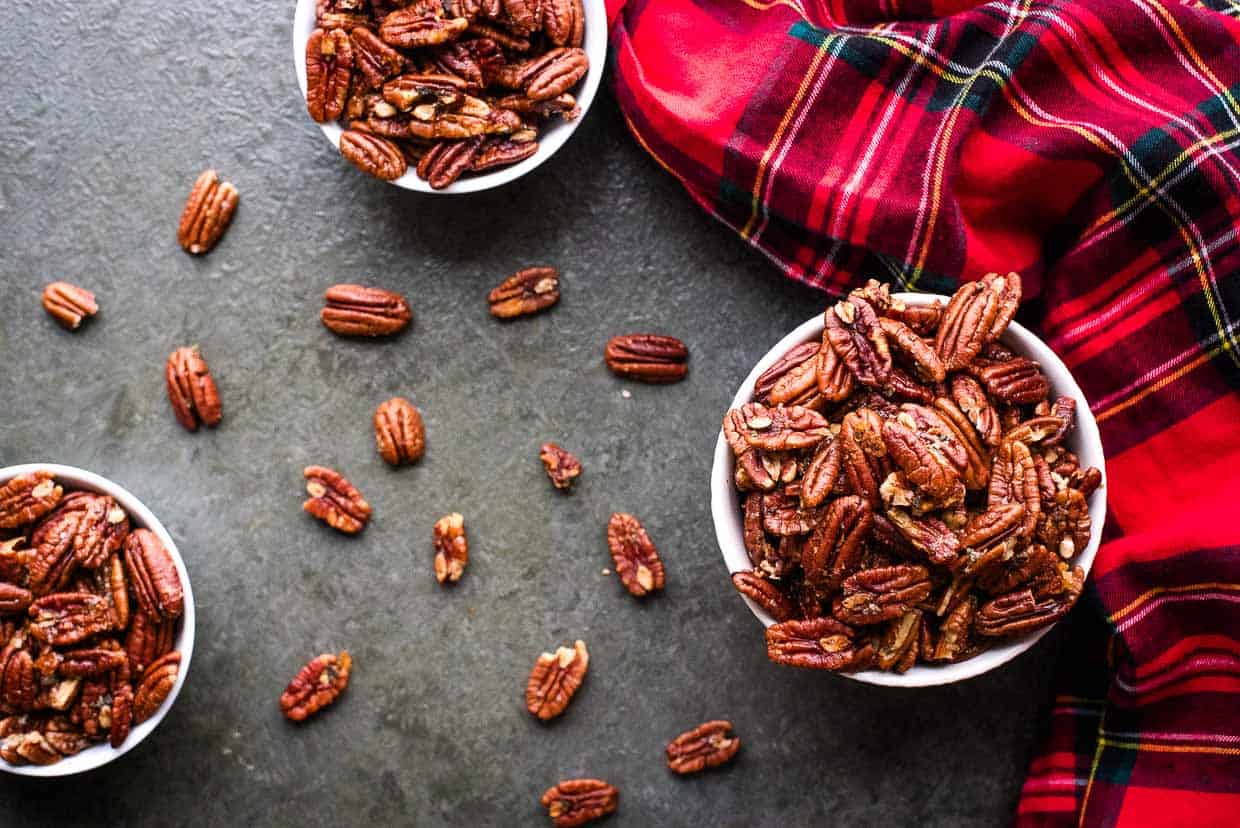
711, 293, 1107, 687
292, 0, 607, 193
0, 464, 194, 775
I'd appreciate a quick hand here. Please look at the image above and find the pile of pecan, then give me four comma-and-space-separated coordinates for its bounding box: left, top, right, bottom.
0, 471, 184, 765
724, 275, 1102, 673
306, 0, 589, 188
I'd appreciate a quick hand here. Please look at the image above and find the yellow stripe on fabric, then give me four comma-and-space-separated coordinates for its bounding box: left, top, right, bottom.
741, 34, 837, 239
1099, 738, 1240, 756
1095, 346, 1217, 422
1109, 582, 1240, 622
1078, 705, 1109, 828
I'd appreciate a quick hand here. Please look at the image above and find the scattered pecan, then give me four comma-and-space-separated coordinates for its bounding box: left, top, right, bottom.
133, 651, 181, 724
306, 28, 354, 122
604, 334, 689, 383
177, 169, 239, 255
489, 266, 560, 318
0, 471, 63, 531
765, 616, 875, 671
607, 513, 664, 597
339, 130, 409, 181
41, 282, 98, 330
666, 720, 740, 775
280, 651, 351, 722
321, 283, 412, 336
525, 639, 588, 721
539, 443, 581, 490
165, 346, 223, 431
304, 466, 372, 535
432, 513, 468, 584
123, 529, 184, 621
373, 397, 426, 466
540, 779, 618, 828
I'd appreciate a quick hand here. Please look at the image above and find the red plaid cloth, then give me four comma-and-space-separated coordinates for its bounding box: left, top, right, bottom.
607, 0, 1240, 824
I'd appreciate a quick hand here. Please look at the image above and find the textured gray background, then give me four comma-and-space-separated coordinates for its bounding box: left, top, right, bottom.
0, 1, 1057, 825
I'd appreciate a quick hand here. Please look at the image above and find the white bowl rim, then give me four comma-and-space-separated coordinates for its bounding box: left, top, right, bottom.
292, 0, 607, 194
0, 463, 195, 775
710, 293, 1107, 688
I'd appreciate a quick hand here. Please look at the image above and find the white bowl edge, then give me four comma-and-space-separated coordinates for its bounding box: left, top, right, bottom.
711, 294, 1107, 688
292, 0, 608, 194
0, 463, 195, 775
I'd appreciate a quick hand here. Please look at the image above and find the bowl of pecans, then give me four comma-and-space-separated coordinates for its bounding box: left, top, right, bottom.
0, 464, 193, 775
293, 0, 606, 192
711, 278, 1106, 687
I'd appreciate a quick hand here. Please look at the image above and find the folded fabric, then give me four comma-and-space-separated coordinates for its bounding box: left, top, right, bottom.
608, 0, 1240, 823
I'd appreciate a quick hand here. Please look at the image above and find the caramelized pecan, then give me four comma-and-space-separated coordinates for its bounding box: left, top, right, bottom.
373, 397, 426, 466
321, 283, 412, 336
0, 585, 31, 615
973, 357, 1050, 405
930, 595, 976, 661
525, 639, 588, 721
318, 0, 371, 29
884, 509, 959, 566
815, 335, 855, 401
280, 651, 351, 722
306, 28, 354, 123
41, 282, 98, 330
666, 720, 740, 775
950, 375, 1001, 446
28, 593, 113, 647
755, 341, 818, 403
176, 169, 239, 255
832, 565, 932, 626
604, 334, 689, 383
539, 443, 581, 490
799, 438, 842, 508
876, 610, 922, 672
936, 280, 999, 371
801, 496, 871, 593
879, 317, 945, 382
488, 266, 560, 318
520, 47, 588, 101
130, 650, 181, 724
350, 27, 404, 90
123, 529, 183, 621
125, 611, 174, 678
0, 646, 36, 711
541, 779, 618, 828
824, 296, 891, 387
541, 0, 584, 46
432, 513, 468, 584
165, 346, 223, 431
303, 466, 372, 535
0, 471, 63, 531
379, 0, 469, 48
339, 130, 409, 180
415, 137, 483, 188
607, 513, 664, 597
471, 132, 539, 171
727, 402, 829, 453
109, 683, 133, 749
765, 616, 874, 671
730, 571, 796, 621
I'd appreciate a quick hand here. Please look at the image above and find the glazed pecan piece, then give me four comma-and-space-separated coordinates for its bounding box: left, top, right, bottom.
339, 130, 409, 180
886, 295, 942, 334
541, 779, 618, 828
799, 438, 842, 509
881, 416, 962, 503
824, 295, 891, 387
177, 169, 239, 255
832, 565, 932, 626
884, 509, 960, 566
976, 574, 1082, 638
607, 513, 664, 597
432, 513, 468, 584
879, 317, 945, 382
57, 647, 128, 678
306, 28, 354, 123
989, 439, 1041, 541
28, 593, 113, 647
731, 571, 796, 621
379, 0, 469, 48
303, 466, 372, 535
765, 616, 874, 671
930, 595, 977, 661
950, 375, 1001, 446
953, 503, 1023, 578
468, 18, 531, 52
132, 651, 180, 724
42, 282, 98, 330
525, 639, 588, 721
373, 397, 426, 466
435, 37, 506, 87
760, 491, 822, 536
875, 610, 922, 672
0, 732, 60, 766
382, 73, 467, 116
741, 493, 778, 576
666, 720, 740, 775
123, 529, 183, 621
801, 496, 872, 593
1038, 488, 1092, 560
0, 646, 36, 711
165, 346, 223, 431
542, 0, 584, 46
936, 280, 999, 371
755, 341, 819, 404
815, 335, 855, 401
415, 137, 483, 188
321, 283, 412, 336
488, 266, 560, 318
125, 611, 175, 678
472, 132, 539, 171
109, 683, 133, 749
604, 334, 689, 383
280, 651, 351, 722
519, 48, 588, 101
539, 443, 581, 490
727, 402, 830, 453
973, 357, 1050, 405
350, 27, 404, 90
0, 471, 63, 530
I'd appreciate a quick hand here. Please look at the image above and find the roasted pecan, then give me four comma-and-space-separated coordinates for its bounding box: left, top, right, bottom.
520, 48, 588, 101
755, 341, 818, 403
41, 281, 98, 330
379, 1, 469, 48
604, 334, 689, 383
165, 346, 223, 432
879, 317, 945, 382
109, 683, 132, 749
885, 509, 960, 566
432, 513, 468, 584
351, 27, 404, 89
415, 137, 483, 188
799, 438, 842, 509
542, 0, 584, 46
435, 37, 506, 86
881, 416, 962, 503
501, 0, 540, 34
318, 0, 371, 29
832, 565, 932, 625
28, 593, 113, 647
0, 584, 31, 615
467, 19, 531, 52
765, 616, 875, 671
321, 283, 412, 336
1045, 396, 1076, 446
99, 553, 130, 630
0, 646, 36, 712
875, 610, 922, 672
28, 511, 82, 596
307, 28, 354, 123
949, 375, 1000, 446
936, 280, 1000, 371
985, 272, 1022, 339
176, 169, 239, 255
976, 578, 1080, 638
280, 651, 351, 722
125, 611, 174, 678
382, 73, 467, 115
0, 471, 63, 531
539, 443, 581, 490
741, 493, 778, 576
607, 513, 664, 597
132, 650, 180, 724
0, 537, 32, 584
472, 133, 539, 171
339, 129, 409, 180
886, 296, 941, 334
1071, 467, 1103, 498
666, 720, 740, 775
801, 496, 871, 593
979, 543, 1066, 597
815, 335, 855, 401
488, 266, 560, 318
57, 647, 128, 678
953, 503, 1023, 577
374, 397, 426, 466
731, 571, 796, 621
123, 529, 183, 621
824, 296, 891, 387
1038, 488, 1092, 560
930, 595, 976, 661
973, 357, 1050, 406
0, 732, 60, 766
989, 439, 1041, 541
837, 411, 886, 507
304, 466, 372, 535
525, 639, 588, 721
541, 779, 618, 828
760, 491, 821, 536
728, 402, 829, 452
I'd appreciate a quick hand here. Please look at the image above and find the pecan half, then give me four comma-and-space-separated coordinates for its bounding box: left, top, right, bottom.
432, 513, 468, 584
177, 169, 239, 255
542, 0, 584, 47
318, 0, 370, 29
607, 513, 664, 597
801, 496, 871, 593
379, 1, 469, 48
520, 48, 588, 101
525, 639, 588, 721
541, 779, 618, 828
123, 529, 183, 621
604, 334, 689, 383
102, 553, 130, 630
165, 346, 223, 431
125, 611, 174, 678
936, 280, 1000, 371
28, 593, 113, 647
881, 417, 962, 503
973, 357, 1050, 405
666, 720, 740, 775
950, 375, 1000, 446
468, 19, 531, 52
876, 610, 922, 672
879, 317, 945, 382
488, 266, 560, 318
1038, 488, 1092, 560
741, 493, 778, 575
374, 397, 426, 466
339, 130, 409, 180
884, 509, 960, 566
728, 402, 830, 453
989, 439, 1041, 541
760, 491, 821, 536
976, 579, 1080, 638
765, 616, 875, 671
930, 595, 976, 661
731, 571, 796, 621
351, 27, 404, 90
0, 584, 31, 615
0, 646, 36, 712
755, 341, 818, 403
321, 283, 412, 336
824, 295, 891, 387
109, 683, 133, 749
306, 28, 354, 123
280, 651, 351, 722
799, 438, 842, 509
130, 650, 180, 724
414, 137, 483, 188
41, 282, 98, 330
472, 133, 539, 171
832, 565, 932, 626
57, 647, 128, 678
815, 335, 855, 401
539, 443, 581, 490
304, 466, 372, 534
0, 471, 63, 530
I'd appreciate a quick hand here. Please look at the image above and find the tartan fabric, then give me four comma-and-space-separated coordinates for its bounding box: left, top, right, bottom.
606, 1, 1240, 824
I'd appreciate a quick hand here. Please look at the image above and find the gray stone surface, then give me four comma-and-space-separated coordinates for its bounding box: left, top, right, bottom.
0, 2, 1057, 824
